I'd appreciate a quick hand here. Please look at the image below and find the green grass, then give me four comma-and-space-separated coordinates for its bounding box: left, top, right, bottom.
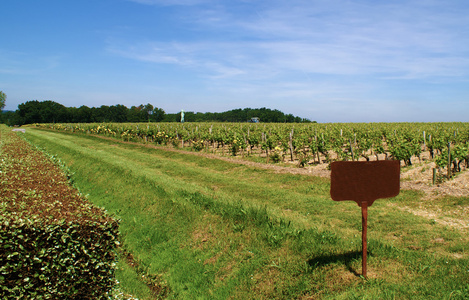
22, 128, 469, 299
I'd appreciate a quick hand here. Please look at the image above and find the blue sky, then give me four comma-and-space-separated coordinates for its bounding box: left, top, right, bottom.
1, 0, 468, 122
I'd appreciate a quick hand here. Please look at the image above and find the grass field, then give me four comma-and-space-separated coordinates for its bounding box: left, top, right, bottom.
21, 127, 469, 299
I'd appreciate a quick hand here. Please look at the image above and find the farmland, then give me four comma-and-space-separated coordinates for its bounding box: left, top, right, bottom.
36, 122, 469, 169
35, 122, 469, 198
6, 123, 469, 299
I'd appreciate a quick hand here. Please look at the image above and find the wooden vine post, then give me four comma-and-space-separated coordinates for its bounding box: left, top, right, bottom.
289, 128, 294, 161
349, 138, 355, 161
447, 142, 452, 179
330, 160, 400, 278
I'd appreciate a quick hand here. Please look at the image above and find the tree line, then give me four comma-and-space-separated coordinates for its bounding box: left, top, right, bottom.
165, 107, 312, 123
0, 99, 312, 125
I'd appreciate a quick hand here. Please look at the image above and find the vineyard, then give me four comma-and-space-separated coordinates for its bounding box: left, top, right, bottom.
12, 125, 469, 299
35, 122, 469, 179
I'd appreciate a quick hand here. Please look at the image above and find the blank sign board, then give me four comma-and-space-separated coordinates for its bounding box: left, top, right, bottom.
330, 160, 400, 207
329, 160, 400, 278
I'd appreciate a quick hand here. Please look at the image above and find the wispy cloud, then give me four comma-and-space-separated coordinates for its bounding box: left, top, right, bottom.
109, 43, 190, 65
113, 0, 469, 82
4, 0, 469, 121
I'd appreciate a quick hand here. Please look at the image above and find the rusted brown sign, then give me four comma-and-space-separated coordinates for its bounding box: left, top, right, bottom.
330, 160, 400, 206
330, 160, 400, 278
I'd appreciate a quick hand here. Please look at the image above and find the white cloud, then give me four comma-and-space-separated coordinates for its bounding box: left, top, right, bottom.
102, 0, 469, 121
109, 44, 188, 65
111, 0, 469, 82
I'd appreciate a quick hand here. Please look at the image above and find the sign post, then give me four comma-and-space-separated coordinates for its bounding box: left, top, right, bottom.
330, 160, 400, 278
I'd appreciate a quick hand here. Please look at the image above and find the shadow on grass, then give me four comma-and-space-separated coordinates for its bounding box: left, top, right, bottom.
307, 251, 365, 277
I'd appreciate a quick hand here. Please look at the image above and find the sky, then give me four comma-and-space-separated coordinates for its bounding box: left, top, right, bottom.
1, 0, 469, 122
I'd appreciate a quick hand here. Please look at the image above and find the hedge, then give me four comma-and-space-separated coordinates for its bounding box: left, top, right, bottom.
0, 126, 120, 299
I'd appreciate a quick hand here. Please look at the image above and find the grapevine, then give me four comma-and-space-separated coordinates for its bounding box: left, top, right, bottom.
34, 122, 469, 179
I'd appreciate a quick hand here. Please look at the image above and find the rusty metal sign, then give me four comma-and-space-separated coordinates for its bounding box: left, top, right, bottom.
330, 160, 400, 207
330, 160, 400, 278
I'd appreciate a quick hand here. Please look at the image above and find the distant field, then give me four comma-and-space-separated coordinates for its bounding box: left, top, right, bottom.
20, 126, 469, 299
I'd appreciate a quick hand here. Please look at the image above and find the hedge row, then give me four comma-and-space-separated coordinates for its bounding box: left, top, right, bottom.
0, 127, 120, 299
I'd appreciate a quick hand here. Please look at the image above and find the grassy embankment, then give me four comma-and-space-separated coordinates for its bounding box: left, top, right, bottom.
22, 127, 468, 299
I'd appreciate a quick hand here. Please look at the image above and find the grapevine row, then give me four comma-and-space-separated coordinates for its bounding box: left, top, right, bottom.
34, 122, 469, 174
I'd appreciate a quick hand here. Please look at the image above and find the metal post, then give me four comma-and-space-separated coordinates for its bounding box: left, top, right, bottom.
361, 201, 368, 278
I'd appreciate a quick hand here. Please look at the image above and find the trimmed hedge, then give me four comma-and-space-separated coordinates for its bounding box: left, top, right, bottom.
0, 126, 120, 299
0, 216, 119, 299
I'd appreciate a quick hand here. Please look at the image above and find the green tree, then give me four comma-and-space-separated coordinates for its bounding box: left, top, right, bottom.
93, 105, 111, 122
17, 100, 69, 125
128, 105, 146, 122
143, 103, 154, 121
109, 104, 128, 122
74, 105, 93, 122
0, 91, 6, 111
150, 107, 166, 122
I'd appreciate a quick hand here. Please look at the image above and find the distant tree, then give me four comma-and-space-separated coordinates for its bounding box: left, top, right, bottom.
128, 105, 145, 122
202, 112, 214, 122
17, 101, 41, 124
76, 105, 93, 123
193, 112, 207, 122
9, 99, 311, 124
0, 91, 6, 111
92, 105, 111, 122
108, 105, 128, 122
155, 107, 308, 123
142, 103, 154, 121
16, 100, 69, 125
42, 101, 69, 123
150, 107, 165, 122
285, 114, 295, 123
162, 113, 178, 122
1, 111, 19, 126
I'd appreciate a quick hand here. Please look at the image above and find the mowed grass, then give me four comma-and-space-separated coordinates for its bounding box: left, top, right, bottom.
23, 128, 469, 299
